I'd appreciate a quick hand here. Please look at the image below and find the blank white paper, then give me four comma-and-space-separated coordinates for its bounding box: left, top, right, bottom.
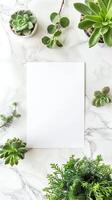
27, 62, 84, 148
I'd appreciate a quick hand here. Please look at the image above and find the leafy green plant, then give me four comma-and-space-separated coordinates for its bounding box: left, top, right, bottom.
10, 10, 37, 36
92, 86, 112, 107
42, 0, 70, 48
0, 138, 27, 166
44, 155, 112, 200
74, 0, 112, 47
0, 102, 21, 129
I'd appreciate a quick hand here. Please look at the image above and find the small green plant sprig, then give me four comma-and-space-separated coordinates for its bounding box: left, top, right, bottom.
0, 138, 27, 166
44, 155, 112, 200
74, 0, 112, 47
0, 102, 21, 129
10, 10, 37, 36
92, 86, 112, 107
42, 0, 70, 48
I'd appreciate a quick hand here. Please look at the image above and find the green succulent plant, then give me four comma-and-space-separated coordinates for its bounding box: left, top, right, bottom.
44, 155, 112, 200
0, 138, 27, 166
92, 86, 112, 107
42, 0, 70, 48
74, 0, 112, 47
10, 10, 37, 36
0, 102, 21, 129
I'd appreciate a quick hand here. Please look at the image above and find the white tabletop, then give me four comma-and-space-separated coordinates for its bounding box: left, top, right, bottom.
0, 0, 112, 199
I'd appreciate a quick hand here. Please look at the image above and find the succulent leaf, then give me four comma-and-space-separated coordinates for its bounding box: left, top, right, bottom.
89, 28, 101, 47
74, 3, 92, 15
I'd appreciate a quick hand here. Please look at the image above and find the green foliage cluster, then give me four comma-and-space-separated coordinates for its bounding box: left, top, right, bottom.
0, 138, 27, 166
44, 155, 112, 200
92, 86, 112, 107
42, 12, 70, 48
10, 10, 37, 36
74, 0, 112, 47
0, 102, 21, 129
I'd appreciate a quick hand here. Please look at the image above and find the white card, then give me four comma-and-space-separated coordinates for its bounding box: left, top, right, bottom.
27, 62, 84, 148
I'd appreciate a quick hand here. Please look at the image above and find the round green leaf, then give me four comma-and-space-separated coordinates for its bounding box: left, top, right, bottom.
42, 36, 50, 45
102, 87, 110, 94
54, 30, 62, 37
50, 12, 59, 23
47, 24, 56, 34
60, 17, 70, 28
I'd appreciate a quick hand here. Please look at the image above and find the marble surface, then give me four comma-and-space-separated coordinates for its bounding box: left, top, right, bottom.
0, 0, 112, 199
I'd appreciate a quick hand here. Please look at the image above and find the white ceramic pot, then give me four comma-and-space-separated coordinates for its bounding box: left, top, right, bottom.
9, 11, 38, 38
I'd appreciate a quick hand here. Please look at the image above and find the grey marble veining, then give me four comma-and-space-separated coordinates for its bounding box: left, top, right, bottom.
0, 0, 112, 199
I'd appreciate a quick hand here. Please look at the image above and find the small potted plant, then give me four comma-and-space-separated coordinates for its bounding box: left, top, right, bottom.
74, 0, 112, 48
44, 155, 112, 199
9, 10, 37, 37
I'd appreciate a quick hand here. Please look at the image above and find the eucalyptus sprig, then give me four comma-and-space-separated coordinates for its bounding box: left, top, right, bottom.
42, 0, 70, 48
92, 86, 112, 107
0, 138, 27, 166
0, 102, 21, 129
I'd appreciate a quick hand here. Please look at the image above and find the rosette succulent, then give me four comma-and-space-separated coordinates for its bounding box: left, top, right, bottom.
44, 155, 112, 200
92, 86, 112, 107
74, 0, 112, 47
0, 138, 27, 166
10, 10, 37, 36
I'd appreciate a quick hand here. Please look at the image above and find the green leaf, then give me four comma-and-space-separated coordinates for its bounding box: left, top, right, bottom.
89, 28, 101, 48
30, 16, 37, 24
107, 0, 112, 10
106, 7, 112, 19
98, 0, 107, 14
85, 15, 102, 22
100, 27, 109, 35
50, 12, 59, 24
74, 3, 92, 15
103, 0, 110, 6
54, 30, 62, 37
103, 28, 112, 46
102, 87, 110, 94
94, 22, 102, 28
94, 91, 102, 97
60, 17, 70, 28
56, 40, 63, 47
47, 24, 56, 34
28, 22, 33, 29
42, 36, 50, 45
78, 20, 94, 29
88, 2, 100, 15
